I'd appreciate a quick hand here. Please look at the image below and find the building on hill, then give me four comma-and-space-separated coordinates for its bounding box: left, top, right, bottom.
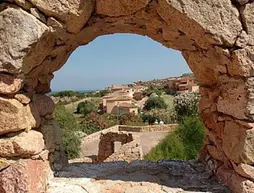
117, 102, 139, 115
109, 85, 129, 93
105, 96, 137, 115
167, 76, 198, 94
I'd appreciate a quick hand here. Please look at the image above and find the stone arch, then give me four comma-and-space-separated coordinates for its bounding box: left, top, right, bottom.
0, 0, 254, 192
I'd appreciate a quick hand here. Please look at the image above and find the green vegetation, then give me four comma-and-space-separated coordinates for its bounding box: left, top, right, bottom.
119, 113, 145, 126
143, 85, 163, 96
141, 109, 176, 124
144, 95, 167, 110
85, 89, 110, 97
161, 94, 174, 110
53, 105, 81, 159
173, 92, 200, 121
144, 116, 205, 161
76, 100, 98, 116
180, 72, 194, 77
51, 90, 84, 98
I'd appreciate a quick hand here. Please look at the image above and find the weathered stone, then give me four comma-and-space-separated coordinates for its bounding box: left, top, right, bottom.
39, 120, 67, 170
0, 97, 40, 135
217, 79, 248, 119
0, 159, 50, 193
236, 0, 249, 5
14, 0, 33, 10
216, 166, 254, 193
27, 0, 95, 33
33, 94, 55, 116
242, 3, 254, 45
0, 159, 11, 171
14, 93, 31, 104
222, 121, 254, 164
236, 31, 249, 48
157, 0, 242, 48
0, 130, 44, 157
233, 163, 254, 181
96, 0, 150, 16
30, 7, 47, 23
229, 46, 254, 77
0, 73, 23, 94
31, 150, 49, 161
39, 120, 61, 152
47, 17, 63, 29
0, 7, 48, 74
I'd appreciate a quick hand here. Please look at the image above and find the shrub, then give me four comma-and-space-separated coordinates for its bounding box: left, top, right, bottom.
144, 96, 167, 110
79, 123, 101, 135
53, 105, 81, 159
76, 101, 98, 116
143, 85, 163, 96
80, 112, 118, 134
119, 113, 144, 126
144, 116, 205, 161
173, 92, 200, 121
141, 109, 176, 124
51, 90, 83, 98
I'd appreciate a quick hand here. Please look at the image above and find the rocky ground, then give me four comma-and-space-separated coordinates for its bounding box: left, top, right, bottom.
47, 160, 231, 193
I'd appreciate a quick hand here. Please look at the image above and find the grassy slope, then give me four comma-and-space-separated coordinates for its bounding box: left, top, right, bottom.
144, 116, 205, 161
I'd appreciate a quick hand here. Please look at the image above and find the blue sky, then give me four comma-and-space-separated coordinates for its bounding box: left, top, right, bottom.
51, 33, 191, 91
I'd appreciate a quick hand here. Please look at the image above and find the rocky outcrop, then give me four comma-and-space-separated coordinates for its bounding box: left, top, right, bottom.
1, 0, 254, 192
48, 160, 230, 193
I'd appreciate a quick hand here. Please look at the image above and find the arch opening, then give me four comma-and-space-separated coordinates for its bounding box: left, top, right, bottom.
0, 0, 254, 192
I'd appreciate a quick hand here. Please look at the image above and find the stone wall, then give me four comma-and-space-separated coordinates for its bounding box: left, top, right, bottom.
0, 94, 67, 193
97, 132, 142, 163
1, 0, 254, 192
118, 124, 178, 132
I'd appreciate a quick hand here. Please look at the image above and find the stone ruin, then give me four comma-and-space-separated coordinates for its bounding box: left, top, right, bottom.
97, 131, 142, 163
0, 0, 254, 192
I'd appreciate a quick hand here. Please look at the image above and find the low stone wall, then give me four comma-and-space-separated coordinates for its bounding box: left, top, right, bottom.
83, 125, 119, 144
118, 124, 178, 132
83, 124, 177, 145
97, 131, 142, 163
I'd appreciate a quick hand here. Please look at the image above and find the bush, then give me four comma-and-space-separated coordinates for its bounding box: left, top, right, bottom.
144, 116, 205, 161
76, 101, 98, 116
53, 105, 81, 159
141, 109, 176, 124
143, 85, 163, 96
144, 96, 167, 110
79, 122, 101, 135
51, 90, 84, 98
119, 113, 144, 126
173, 92, 200, 121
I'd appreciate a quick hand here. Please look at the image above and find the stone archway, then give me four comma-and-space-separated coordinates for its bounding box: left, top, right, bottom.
0, 0, 254, 192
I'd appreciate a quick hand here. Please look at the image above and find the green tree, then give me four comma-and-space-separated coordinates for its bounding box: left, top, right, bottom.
53, 105, 81, 159
76, 101, 98, 116
144, 96, 167, 110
